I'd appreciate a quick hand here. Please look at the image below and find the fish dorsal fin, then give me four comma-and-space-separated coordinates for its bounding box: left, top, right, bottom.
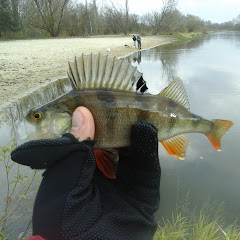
161, 135, 190, 160
67, 53, 143, 92
159, 78, 190, 110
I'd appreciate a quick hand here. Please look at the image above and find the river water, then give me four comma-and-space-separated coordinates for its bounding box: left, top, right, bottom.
0, 32, 239, 235
129, 31, 240, 223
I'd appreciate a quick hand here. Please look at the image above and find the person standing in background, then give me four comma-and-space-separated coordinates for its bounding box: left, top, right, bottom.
136, 34, 141, 49
132, 35, 136, 48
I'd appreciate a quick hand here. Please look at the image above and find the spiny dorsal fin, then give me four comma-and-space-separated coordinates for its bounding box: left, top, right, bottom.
68, 53, 143, 92
159, 78, 190, 110
161, 135, 190, 160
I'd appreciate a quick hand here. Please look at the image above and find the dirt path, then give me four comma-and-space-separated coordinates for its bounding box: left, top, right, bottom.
0, 35, 174, 107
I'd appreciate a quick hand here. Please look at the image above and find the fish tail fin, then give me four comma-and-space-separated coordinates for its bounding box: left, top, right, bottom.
205, 119, 233, 151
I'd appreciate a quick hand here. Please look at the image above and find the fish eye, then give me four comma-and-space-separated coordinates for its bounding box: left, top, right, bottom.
33, 112, 42, 120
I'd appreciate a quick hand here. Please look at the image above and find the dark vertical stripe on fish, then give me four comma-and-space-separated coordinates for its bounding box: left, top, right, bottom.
72, 91, 83, 113
137, 109, 150, 122
97, 90, 116, 136
134, 92, 150, 122
97, 90, 116, 106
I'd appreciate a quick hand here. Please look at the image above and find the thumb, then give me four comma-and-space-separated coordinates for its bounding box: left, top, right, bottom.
70, 106, 95, 141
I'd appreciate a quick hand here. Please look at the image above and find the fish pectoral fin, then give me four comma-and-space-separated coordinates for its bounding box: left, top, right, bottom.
161, 135, 190, 160
93, 149, 119, 179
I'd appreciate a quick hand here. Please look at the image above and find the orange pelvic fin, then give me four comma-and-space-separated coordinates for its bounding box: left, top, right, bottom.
161, 135, 190, 160
93, 149, 119, 179
205, 119, 233, 151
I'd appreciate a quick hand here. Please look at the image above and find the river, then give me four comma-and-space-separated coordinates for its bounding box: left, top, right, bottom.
0, 32, 239, 236
128, 31, 240, 223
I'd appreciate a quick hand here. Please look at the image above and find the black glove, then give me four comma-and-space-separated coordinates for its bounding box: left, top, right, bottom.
11, 122, 161, 240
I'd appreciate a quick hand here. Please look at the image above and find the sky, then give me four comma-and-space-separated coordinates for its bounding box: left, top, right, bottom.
112, 0, 240, 23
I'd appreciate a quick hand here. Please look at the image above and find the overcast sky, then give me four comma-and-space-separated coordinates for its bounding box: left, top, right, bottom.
110, 0, 240, 23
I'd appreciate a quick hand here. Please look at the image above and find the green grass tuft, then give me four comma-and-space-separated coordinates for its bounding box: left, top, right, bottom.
154, 202, 240, 240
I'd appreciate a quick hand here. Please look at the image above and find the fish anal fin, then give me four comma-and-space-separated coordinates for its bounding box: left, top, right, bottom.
93, 149, 119, 179
159, 78, 190, 110
161, 135, 190, 160
205, 119, 233, 151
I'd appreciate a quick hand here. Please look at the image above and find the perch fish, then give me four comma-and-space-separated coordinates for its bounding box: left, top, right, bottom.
24, 53, 233, 178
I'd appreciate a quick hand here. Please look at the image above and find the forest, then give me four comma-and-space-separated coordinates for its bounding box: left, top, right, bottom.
0, 0, 240, 39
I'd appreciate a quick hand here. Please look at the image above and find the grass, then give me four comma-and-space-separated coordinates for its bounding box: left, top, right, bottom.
173, 31, 204, 42
154, 212, 240, 240
154, 193, 240, 240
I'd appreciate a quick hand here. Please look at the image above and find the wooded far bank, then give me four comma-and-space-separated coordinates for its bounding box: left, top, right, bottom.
1, 0, 240, 39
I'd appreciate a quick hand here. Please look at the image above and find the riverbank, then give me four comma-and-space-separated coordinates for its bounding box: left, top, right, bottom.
0, 35, 177, 106
0, 32, 206, 107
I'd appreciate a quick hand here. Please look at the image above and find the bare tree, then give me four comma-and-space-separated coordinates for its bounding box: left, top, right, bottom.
103, 0, 129, 35
89, 0, 99, 34
0, 0, 14, 37
4, 0, 231, 39
125, 0, 129, 34
16, 0, 39, 37
160, 9, 185, 33
61, 1, 80, 36
128, 13, 140, 32
79, 0, 93, 36
10, 0, 20, 29
33, 0, 70, 37
233, 14, 240, 30
143, 0, 177, 35
184, 14, 204, 32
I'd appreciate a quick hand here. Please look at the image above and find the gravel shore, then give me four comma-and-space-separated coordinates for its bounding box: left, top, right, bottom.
0, 35, 174, 106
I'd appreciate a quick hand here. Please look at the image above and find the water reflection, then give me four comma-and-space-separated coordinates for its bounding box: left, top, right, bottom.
133, 50, 142, 65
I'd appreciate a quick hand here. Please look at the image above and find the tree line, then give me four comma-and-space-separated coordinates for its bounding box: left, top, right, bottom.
0, 0, 239, 39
